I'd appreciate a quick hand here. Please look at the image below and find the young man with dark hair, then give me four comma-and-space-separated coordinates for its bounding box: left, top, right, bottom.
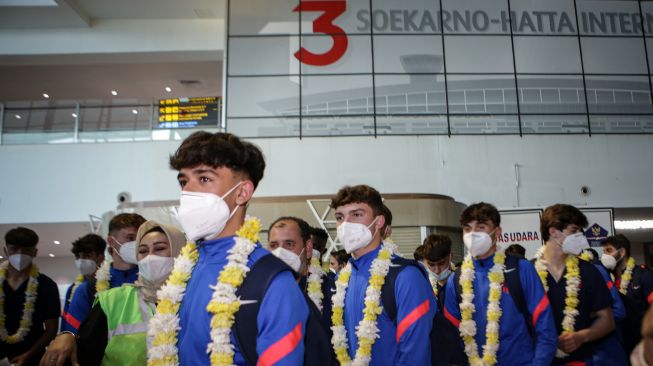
505, 243, 526, 258
163, 131, 307, 365
268, 216, 336, 364
311, 227, 329, 258
444, 202, 557, 365
601, 233, 653, 354
60, 234, 106, 332
1, 227, 60, 366
422, 234, 454, 310
329, 249, 349, 275
42, 213, 145, 366
413, 245, 425, 262
536, 204, 615, 365
330, 184, 435, 365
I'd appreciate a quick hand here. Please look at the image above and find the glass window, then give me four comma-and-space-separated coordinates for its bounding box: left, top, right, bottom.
301, 116, 375, 136
227, 117, 300, 137
372, 0, 441, 34
300, 0, 371, 35
301, 75, 374, 115
517, 75, 586, 114
80, 105, 152, 132
576, 0, 641, 37
374, 74, 446, 114
3, 107, 76, 133
377, 115, 448, 135
643, 2, 653, 34
509, 0, 577, 36
514, 37, 581, 73
227, 76, 299, 117
581, 38, 647, 74
447, 75, 518, 114
373, 35, 443, 73
300, 35, 372, 74
450, 114, 519, 134
521, 115, 588, 134
442, 0, 509, 34
444, 36, 514, 73
590, 115, 653, 133
230, 0, 299, 36
229, 36, 299, 76
585, 75, 652, 114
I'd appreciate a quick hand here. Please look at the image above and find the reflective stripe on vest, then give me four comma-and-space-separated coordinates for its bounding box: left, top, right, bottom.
108, 321, 149, 340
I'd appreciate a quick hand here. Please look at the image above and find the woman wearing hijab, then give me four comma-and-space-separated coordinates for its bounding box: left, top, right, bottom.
74, 221, 185, 366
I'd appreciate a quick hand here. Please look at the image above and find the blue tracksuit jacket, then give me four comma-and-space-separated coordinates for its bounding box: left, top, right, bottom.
592, 263, 628, 366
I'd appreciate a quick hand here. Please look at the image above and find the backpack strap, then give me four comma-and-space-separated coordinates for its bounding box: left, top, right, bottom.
381, 257, 427, 323
234, 254, 292, 366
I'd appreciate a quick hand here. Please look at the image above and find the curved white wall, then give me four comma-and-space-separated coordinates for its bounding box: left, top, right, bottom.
0, 134, 652, 224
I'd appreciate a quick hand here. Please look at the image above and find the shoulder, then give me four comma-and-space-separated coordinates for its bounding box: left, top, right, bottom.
393, 257, 426, 280
37, 273, 59, 290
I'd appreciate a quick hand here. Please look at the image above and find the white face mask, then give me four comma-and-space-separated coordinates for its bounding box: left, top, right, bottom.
112, 238, 138, 265
8, 254, 32, 271
177, 182, 242, 242
337, 217, 378, 254
434, 267, 451, 282
463, 231, 494, 258
600, 254, 617, 270
138, 255, 174, 283
75, 258, 98, 276
559, 232, 589, 255
271, 247, 302, 273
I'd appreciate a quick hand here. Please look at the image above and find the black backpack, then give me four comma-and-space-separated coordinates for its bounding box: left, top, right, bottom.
233, 254, 336, 366
619, 264, 647, 355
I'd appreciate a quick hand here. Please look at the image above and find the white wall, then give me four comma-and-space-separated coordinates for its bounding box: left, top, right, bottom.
1, 134, 652, 225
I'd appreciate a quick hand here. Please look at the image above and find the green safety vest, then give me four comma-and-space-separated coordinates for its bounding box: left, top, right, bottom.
96, 285, 153, 366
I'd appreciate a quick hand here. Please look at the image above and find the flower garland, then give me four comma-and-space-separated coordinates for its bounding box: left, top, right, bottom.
534, 247, 581, 358
307, 250, 325, 311
147, 217, 261, 366
67, 274, 84, 304
458, 252, 506, 366
579, 251, 593, 262
0, 262, 39, 344
95, 259, 112, 292
331, 242, 396, 366
619, 257, 637, 295
428, 271, 439, 297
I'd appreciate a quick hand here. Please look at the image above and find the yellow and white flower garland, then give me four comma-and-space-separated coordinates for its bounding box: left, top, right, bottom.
428, 271, 439, 297
95, 259, 112, 292
331, 242, 396, 366
619, 257, 637, 295
307, 250, 325, 311
0, 262, 39, 344
534, 247, 580, 358
458, 252, 506, 366
147, 217, 261, 366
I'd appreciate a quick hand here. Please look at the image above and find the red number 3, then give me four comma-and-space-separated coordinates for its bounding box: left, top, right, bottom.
294, 0, 348, 66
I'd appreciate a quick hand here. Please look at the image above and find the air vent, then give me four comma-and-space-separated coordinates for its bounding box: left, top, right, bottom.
179, 80, 201, 85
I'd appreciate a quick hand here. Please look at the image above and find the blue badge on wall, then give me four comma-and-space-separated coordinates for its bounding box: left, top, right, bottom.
584, 223, 609, 247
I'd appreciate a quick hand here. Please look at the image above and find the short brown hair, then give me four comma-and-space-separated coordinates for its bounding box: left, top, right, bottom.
169, 131, 266, 188
460, 202, 501, 227
413, 245, 425, 261
423, 234, 452, 261
601, 234, 631, 257
540, 204, 588, 241
330, 185, 384, 216
108, 213, 146, 235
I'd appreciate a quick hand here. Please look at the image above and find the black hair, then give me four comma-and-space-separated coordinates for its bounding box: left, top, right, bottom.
71, 234, 106, 257
5, 227, 38, 248
422, 235, 453, 262
601, 234, 632, 257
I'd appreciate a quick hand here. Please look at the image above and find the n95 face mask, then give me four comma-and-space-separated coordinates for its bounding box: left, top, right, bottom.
337, 218, 378, 254
463, 231, 493, 258
271, 247, 302, 273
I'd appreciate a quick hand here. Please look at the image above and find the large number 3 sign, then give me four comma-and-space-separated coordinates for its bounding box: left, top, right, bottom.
293, 0, 348, 66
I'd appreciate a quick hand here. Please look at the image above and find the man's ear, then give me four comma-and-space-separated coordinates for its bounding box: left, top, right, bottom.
494, 226, 502, 240
235, 180, 255, 206
548, 227, 559, 240
375, 215, 386, 231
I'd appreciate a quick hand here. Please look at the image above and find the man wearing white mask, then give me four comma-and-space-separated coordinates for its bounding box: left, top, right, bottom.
152, 131, 307, 366
536, 204, 615, 365
330, 185, 435, 366
444, 202, 557, 366
0, 227, 60, 366
62, 213, 144, 334
601, 234, 653, 355
60, 234, 106, 333
268, 216, 336, 365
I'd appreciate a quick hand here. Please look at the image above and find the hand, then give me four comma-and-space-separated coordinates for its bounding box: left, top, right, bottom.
39, 333, 78, 366
558, 331, 586, 354
10, 352, 32, 366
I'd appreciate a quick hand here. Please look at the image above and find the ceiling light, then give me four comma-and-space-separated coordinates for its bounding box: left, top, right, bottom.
132, 109, 138, 115
72, 113, 78, 118
165, 86, 172, 92
42, 93, 49, 99
15, 115, 21, 119
0, 256, 3, 259
53, 240, 60, 245
48, 253, 55, 258
614, 220, 653, 230
111, 90, 118, 96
